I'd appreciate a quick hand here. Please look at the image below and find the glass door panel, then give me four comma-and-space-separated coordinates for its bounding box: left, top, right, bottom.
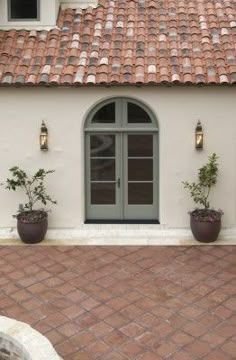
128, 134, 153, 156
124, 133, 158, 219
90, 135, 116, 205
91, 159, 116, 182
86, 134, 121, 219
128, 159, 153, 181
90, 134, 115, 156
91, 183, 116, 205
128, 183, 153, 205
128, 134, 153, 205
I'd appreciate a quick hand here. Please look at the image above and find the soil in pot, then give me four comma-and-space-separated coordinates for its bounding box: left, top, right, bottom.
190, 209, 222, 243
17, 211, 48, 244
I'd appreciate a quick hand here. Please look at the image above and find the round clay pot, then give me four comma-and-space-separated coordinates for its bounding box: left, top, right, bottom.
190, 214, 221, 243
17, 212, 48, 244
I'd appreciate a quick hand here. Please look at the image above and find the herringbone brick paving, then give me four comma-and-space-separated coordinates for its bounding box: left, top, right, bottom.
0, 246, 236, 359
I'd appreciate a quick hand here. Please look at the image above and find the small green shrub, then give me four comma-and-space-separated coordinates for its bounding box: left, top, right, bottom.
2, 167, 57, 217
182, 153, 223, 221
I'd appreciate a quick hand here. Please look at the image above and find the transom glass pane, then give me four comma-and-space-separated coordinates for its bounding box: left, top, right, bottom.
128, 103, 152, 123
92, 103, 115, 123
10, 0, 38, 19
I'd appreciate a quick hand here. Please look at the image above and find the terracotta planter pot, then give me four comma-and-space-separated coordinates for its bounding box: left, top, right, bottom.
190, 213, 221, 243
17, 211, 48, 244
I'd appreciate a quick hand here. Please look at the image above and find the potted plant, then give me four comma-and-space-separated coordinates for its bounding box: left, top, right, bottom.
2, 167, 57, 244
182, 153, 223, 243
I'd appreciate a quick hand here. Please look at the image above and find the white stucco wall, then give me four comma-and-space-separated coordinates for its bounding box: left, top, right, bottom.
61, 1, 98, 9
0, 86, 235, 230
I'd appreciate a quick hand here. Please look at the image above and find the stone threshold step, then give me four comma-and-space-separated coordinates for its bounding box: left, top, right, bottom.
0, 226, 235, 245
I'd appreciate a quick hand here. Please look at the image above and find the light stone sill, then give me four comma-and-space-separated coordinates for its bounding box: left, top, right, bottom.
0, 226, 235, 245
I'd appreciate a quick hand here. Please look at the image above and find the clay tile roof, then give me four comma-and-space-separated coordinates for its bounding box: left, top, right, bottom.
1, 0, 236, 86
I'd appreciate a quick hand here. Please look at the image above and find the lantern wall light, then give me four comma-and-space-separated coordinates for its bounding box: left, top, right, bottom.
195, 120, 203, 150
40, 121, 48, 151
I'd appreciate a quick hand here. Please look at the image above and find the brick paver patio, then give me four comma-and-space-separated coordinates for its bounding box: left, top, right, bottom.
0, 246, 235, 359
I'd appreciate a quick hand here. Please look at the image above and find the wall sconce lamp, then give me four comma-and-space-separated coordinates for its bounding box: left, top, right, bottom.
40, 121, 48, 151
195, 120, 203, 150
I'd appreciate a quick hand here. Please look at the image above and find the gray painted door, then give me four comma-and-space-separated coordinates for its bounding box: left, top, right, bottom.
86, 132, 158, 220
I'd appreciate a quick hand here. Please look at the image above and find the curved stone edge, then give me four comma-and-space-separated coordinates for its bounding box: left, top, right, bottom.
0, 316, 62, 360
0, 332, 30, 359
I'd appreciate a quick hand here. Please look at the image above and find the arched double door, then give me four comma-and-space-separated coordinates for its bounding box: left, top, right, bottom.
85, 98, 159, 221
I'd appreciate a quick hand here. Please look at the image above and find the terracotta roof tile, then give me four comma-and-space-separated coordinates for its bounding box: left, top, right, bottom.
1, 0, 236, 86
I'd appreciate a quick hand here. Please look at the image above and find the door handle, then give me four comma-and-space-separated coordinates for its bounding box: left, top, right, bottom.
116, 178, 120, 188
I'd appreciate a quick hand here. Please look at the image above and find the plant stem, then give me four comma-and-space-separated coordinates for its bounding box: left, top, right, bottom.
205, 186, 211, 209
23, 183, 33, 211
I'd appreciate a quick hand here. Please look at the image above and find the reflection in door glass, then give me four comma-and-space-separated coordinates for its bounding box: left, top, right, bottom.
128, 183, 153, 204
90, 135, 115, 157
92, 103, 115, 123
128, 103, 152, 123
91, 183, 116, 204
91, 159, 115, 181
